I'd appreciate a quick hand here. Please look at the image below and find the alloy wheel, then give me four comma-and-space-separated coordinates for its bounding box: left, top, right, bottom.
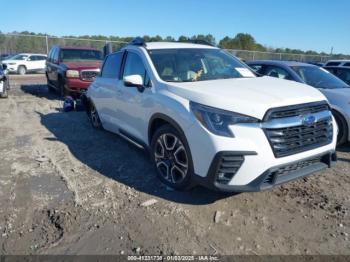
154, 133, 189, 184
90, 104, 101, 128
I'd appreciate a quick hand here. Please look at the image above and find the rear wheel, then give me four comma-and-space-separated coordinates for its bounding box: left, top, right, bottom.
333, 110, 348, 146
17, 66, 26, 75
151, 124, 194, 190
89, 102, 102, 129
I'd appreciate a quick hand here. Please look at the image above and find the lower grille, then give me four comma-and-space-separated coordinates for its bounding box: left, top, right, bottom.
81, 70, 100, 81
265, 118, 333, 158
262, 155, 325, 186
215, 154, 244, 184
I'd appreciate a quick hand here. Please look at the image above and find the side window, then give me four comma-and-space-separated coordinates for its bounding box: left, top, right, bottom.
338, 69, 350, 84
48, 49, 54, 62
344, 63, 350, 67
265, 66, 292, 80
123, 52, 149, 85
249, 64, 264, 74
53, 48, 59, 62
101, 52, 123, 79
38, 55, 46, 61
326, 62, 341, 66
28, 56, 35, 61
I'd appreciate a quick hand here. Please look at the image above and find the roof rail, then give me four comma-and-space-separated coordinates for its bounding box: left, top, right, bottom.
180, 39, 214, 47
129, 37, 146, 46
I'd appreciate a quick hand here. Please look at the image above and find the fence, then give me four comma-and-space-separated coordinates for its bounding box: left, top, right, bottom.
0, 33, 128, 56
227, 50, 332, 63
0, 33, 343, 63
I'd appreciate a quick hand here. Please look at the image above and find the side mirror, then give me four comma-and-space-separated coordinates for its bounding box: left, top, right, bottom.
123, 75, 145, 92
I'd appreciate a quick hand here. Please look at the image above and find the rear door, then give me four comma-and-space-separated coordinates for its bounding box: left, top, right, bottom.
36, 55, 47, 70
91, 51, 124, 132
26, 55, 37, 71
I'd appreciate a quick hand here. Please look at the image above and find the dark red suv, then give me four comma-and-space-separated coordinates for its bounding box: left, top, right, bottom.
46, 46, 103, 96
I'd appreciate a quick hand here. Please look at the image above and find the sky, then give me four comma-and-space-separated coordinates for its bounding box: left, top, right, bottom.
1, 0, 349, 54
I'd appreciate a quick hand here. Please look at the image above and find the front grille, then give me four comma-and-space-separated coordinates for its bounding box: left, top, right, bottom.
265, 118, 333, 158
264, 102, 333, 158
215, 154, 244, 184
81, 70, 99, 81
265, 101, 329, 120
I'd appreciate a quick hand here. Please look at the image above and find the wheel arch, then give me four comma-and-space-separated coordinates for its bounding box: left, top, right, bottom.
332, 107, 349, 142
148, 113, 188, 146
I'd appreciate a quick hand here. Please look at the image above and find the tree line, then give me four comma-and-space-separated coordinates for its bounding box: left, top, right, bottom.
0, 31, 348, 59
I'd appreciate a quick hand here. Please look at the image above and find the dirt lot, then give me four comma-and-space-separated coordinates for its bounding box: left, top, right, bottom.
0, 74, 349, 255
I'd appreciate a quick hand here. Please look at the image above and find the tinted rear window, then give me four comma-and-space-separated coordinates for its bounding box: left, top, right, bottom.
325, 62, 341, 66
60, 49, 103, 62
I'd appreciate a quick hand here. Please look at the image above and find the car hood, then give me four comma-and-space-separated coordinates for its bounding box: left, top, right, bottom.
319, 87, 350, 105
2, 59, 19, 64
62, 61, 102, 70
166, 76, 327, 120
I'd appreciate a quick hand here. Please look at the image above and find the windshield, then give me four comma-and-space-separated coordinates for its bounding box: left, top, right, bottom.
292, 66, 349, 89
9, 54, 29, 60
60, 49, 103, 62
148, 48, 255, 82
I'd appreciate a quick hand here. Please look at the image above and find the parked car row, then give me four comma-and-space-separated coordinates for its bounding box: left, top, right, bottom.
246, 60, 350, 146
2, 53, 47, 75
80, 38, 338, 192
4, 40, 348, 193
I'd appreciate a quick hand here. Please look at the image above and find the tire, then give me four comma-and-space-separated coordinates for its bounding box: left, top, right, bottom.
0, 81, 8, 98
48, 84, 55, 93
151, 124, 195, 190
17, 66, 27, 75
46, 73, 54, 92
333, 110, 348, 146
88, 102, 102, 129
58, 79, 67, 98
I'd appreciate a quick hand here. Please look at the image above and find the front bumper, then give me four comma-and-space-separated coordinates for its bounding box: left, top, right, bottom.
194, 150, 336, 192
6, 66, 17, 72
186, 115, 338, 192
65, 78, 92, 93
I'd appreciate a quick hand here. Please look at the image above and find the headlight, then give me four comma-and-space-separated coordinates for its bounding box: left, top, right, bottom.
190, 101, 259, 137
66, 70, 80, 78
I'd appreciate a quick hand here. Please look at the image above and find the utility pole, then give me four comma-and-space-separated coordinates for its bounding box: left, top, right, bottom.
45, 35, 49, 54
330, 46, 334, 56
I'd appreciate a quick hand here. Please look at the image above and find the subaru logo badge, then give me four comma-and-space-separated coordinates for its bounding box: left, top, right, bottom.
302, 115, 316, 126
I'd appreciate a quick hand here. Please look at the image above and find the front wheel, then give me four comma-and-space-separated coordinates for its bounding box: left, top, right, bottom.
17, 66, 27, 75
58, 80, 67, 98
151, 124, 194, 190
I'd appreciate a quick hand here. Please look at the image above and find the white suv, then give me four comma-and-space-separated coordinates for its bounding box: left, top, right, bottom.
84, 38, 337, 192
2, 53, 47, 75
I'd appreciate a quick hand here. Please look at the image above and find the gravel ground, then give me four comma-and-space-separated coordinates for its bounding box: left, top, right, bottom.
0, 74, 349, 255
